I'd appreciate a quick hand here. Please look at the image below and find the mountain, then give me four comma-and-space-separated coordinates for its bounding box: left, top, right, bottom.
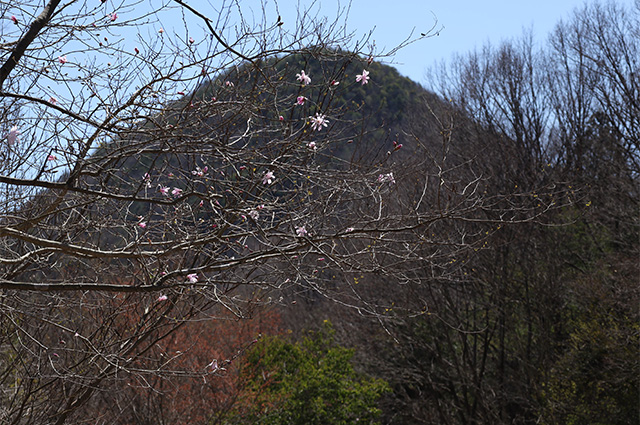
2, 43, 637, 425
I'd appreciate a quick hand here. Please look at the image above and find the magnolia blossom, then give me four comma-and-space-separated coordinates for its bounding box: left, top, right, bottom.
189, 37, 195, 44
158, 28, 164, 34
295, 96, 306, 105
10, 15, 17, 24
47, 154, 57, 161
58, 56, 67, 64
345, 227, 355, 233
248, 209, 259, 220
310, 113, 329, 131
377, 172, 395, 184
49, 97, 57, 105
192, 166, 208, 177
330, 80, 340, 86
262, 171, 275, 185
356, 69, 370, 85
138, 222, 146, 228
308, 141, 317, 150
296, 70, 311, 85
225, 81, 234, 87
159, 186, 170, 196
134, 47, 139, 54
109, 12, 117, 21
295, 226, 308, 237
157, 295, 168, 302
208, 359, 219, 372
6, 126, 20, 145
186, 273, 198, 283
171, 187, 183, 196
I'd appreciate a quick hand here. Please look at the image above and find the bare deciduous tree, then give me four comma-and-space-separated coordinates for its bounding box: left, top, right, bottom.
0, 0, 452, 422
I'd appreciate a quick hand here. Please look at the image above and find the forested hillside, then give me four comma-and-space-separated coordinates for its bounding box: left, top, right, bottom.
0, 0, 637, 423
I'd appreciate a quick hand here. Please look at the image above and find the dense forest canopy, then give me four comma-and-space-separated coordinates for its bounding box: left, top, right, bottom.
0, 0, 637, 423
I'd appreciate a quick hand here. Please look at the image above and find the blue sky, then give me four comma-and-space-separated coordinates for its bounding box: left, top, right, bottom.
170, 0, 634, 85
344, 0, 594, 82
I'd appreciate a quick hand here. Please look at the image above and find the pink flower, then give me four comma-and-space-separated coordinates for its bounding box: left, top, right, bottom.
279, 115, 284, 121
10, 15, 17, 24
262, 171, 275, 185
171, 187, 183, 196
308, 141, 317, 150
309, 113, 329, 131
296, 70, 311, 85
138, 222, 146, 228
208, 359, 219, 372
157, 294, 168, 302
49, 97, 57, 105
186, 273, 198, 283
295, 96, 306, 105
356, 69, 370, 85
189, 37, 195, 44
295, 226, 307, 237
345, 227, 355, 232
47, 154, 57, 161
225, 81, 234, 87
159, 186, 170, 196
330, 80, 340, 86
6, 126, 20, 145
58, 56, 67, 64
377, 172, 395, 184
248, 209, 259, 220
158, 28, 164, 34
192, 166, 208, 177
109, 12, 117, 21
134, 47, 139, 54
